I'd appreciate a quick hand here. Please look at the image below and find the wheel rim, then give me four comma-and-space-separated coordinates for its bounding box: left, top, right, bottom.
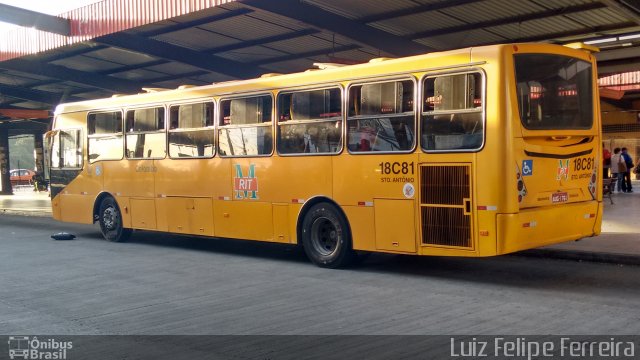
310, 216, 339, 256
102, 206, 118, 231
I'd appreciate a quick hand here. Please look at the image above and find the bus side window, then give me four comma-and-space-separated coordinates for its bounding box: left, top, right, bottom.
51, 129, 82, 169
277, 88, 342, 155
88, 111, 123, 162
421, 72, 483, 151
168, 102, 215, 158
218, 95, 272, 157
347, 79, 415, 153
125, 107, 166, 159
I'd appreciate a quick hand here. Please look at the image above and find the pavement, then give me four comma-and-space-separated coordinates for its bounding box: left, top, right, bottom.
1, 181, 639, 265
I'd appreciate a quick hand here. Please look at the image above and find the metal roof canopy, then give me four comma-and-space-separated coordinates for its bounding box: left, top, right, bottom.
3, 0, 640, 117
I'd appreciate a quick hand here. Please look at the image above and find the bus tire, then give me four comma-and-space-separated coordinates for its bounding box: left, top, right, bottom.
301, 202, 354, 268
98, 197, 131, 242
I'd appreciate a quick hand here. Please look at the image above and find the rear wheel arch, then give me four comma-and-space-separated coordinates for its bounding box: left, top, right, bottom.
297, 197, 355, 268
296, 196, 351, 245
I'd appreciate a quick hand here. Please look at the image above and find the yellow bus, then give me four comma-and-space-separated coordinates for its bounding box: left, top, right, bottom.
47, 43, 603, 268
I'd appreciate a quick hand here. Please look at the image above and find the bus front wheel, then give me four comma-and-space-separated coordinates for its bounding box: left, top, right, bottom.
301, 202, 354, 268
98, 197, 131, 242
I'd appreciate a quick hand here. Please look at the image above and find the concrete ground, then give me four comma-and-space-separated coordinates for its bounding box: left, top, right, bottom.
1, 214, 640, 336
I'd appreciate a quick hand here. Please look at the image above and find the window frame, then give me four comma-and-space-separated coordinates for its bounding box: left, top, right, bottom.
124, 104, 167, 160
217, 92, 275, 158
513, 54, 594, 131
87, 109, 124, 163
51, 127, 84, 170
346, 76, 418, 155
420, 69, 486, 153
276, 84, 344, 157
167, 99, 216, 159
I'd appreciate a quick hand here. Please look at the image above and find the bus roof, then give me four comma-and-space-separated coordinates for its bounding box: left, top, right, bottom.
55, 42, 592, 114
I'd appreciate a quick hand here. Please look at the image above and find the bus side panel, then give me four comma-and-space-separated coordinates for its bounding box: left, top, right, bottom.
130, 198, 157, 230
496, 200, 599, 254
58, 168, 103, 224
102, 160, 155, 198
333, 154, 417, 253
342, 206, 376, 251
154, 157, 229, 234
213, 201, 274, 241
154, 158, 230, 198
272, 203, 290, 243
114, 195, 132, 229
374, 199, 416, 253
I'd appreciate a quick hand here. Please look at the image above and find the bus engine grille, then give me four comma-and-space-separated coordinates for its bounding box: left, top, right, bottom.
420, 164, 472, 248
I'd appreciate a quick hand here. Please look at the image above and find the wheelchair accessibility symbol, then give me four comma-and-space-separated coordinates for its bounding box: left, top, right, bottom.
522, 160, 533, 176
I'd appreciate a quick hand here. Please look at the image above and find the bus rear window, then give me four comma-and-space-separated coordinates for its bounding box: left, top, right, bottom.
515, 54, 593, 130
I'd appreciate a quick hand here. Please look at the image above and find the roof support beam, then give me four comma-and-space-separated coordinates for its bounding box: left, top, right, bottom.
251, 44, 360, 66
0, 84, 81, 105
141, 8, 254, 37
95, 33, 267, 79
207, 29, 321, 54
0, 109, 50, 119
409, 2, 608, 39
0, 59, 143, 93
146, 70, 211, 85
240, 0, 431, 56
360, 0, 479, 23
98, 59, 170, 75
0, 4, 70, 35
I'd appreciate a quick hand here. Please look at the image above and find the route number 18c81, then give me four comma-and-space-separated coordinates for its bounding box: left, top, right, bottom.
573, 157, 595, 171
379, 162, 415, 175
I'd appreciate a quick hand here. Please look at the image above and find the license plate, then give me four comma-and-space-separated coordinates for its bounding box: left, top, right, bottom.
551, 192, 569, 203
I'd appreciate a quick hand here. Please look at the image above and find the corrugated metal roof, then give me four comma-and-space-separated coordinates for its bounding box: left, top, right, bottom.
440, 0, 544, 23
305, 0, 420, 20
154, 27, 239, 51
144, 62, 203, 75
491, 17, 585, 40
267, 36, 335, 54
0, 73, 40, 86
243, 10, 310, 32
199, 13, 293, 39
216, 46, 287, 63
0, 0, 237, 62
85, 48, 158, 66
417, 29, 506, 49
110, 68, 167, 81
50, 56, 125, 73
370, 12, 466, 36
32, 83, 88, 94
4, 0, 640, 113
564, 8, 633, 27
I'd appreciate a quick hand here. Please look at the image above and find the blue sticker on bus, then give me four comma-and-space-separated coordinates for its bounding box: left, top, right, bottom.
522, 160, 533, 176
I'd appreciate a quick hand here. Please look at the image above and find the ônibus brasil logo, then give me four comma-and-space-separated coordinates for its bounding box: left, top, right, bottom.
7, 336, 72, 359
234, 164, 259, 200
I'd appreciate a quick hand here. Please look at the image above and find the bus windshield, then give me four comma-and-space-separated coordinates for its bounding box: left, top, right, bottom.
515, 54, 593, 130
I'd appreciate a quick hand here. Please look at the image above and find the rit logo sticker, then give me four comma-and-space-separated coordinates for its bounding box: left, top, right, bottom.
234, 164, 259, 199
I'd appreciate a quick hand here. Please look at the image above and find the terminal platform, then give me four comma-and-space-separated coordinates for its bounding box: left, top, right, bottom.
2, 182, 639, 265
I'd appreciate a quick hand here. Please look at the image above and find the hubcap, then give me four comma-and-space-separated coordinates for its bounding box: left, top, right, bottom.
310, 217, 338, 256
103, 207, 117, 230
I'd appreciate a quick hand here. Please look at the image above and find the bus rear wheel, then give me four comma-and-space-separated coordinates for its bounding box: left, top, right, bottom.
98, 197, 131, 242
301, 202, 354, 268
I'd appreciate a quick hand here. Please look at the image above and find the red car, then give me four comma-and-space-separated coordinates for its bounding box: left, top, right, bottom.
9, 169, 36, 186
